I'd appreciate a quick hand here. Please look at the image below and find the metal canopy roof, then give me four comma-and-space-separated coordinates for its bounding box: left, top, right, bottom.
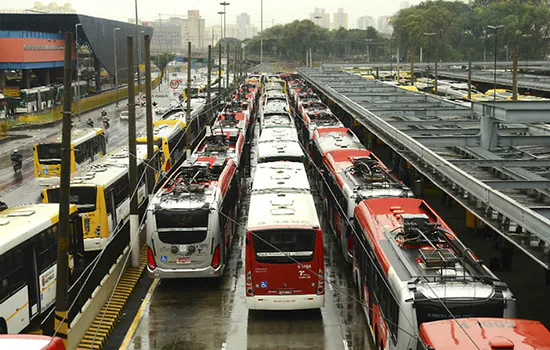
299, 66, 550, 270
0, 13, 153, 79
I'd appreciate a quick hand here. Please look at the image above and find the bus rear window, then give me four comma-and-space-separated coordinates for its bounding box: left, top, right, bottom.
47, 187, 97, 213
155, 209, 209, 229
157, 230, 207, 244
252, 229, 315, 263
415, 299, 504, 325
37, 144, 62, 163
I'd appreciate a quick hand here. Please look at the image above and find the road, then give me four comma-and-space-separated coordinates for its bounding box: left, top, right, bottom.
0, 82, 174, 207
111, 98, 372, 350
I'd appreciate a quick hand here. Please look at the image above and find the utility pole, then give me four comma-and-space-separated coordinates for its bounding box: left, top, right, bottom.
306, 50, 309, 67
127, 36, 139, 268
309, 48, 313, 67
226, 44, 230, 90
396, 47, 400, 82
512, 45, 518, 101
54, 31, 73, 349
434, 46, 438, 95
234, 46, 237, 87
135, 0, 140, 86
218, 44, 222, 97
468, 48, 472, 100
260, 0, 263, 66
145, 34, 155, 194
186, 41, 192, 158
207, 45, 212, 122
410, 47, 414, 86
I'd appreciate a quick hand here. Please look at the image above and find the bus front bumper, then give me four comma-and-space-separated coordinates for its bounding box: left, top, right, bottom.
147, 265, 222, 279
246, 294, 325, 310
36, 176, 60, 186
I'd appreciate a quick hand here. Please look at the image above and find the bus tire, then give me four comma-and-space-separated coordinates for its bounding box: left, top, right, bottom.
0, 319, 7, 334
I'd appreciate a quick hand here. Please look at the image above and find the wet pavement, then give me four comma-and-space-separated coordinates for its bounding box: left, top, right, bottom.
0, 83, 173, 207
116, 97, 373, 350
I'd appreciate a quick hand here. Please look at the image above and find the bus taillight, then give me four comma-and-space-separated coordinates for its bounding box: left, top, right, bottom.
317, 269, 324, 295
211, 244, 221, 269
246, 270, 253, 296
147, 246, 156, 270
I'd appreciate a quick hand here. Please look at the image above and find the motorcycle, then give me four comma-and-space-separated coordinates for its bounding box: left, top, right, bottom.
102, 118, 110, 129
12, 160, 22, 172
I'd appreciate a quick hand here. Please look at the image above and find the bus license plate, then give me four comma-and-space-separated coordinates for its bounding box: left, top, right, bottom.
279, 290, 292, 295
177, 257, 191, 264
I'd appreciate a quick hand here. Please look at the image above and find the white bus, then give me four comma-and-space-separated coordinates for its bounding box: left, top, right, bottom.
43, 145, 158, 252
257, 127, 305, 164
0, 204, 83, 334
146, 155, 241, 279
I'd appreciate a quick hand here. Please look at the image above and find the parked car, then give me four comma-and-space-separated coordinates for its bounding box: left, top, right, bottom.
119, 110, 129, 120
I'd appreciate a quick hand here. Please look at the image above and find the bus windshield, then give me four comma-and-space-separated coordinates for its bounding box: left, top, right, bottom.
155, 209, 209, 244
415, 298, 504, 325
252, 229, 315, 264
47, 186, 97, 212
37, 143, 62, 163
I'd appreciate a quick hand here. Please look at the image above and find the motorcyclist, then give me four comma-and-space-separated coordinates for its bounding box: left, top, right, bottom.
11, 149, 22, 169
101, 108, 107, 118
86, 117, 94, 128
102, 114, 110, 129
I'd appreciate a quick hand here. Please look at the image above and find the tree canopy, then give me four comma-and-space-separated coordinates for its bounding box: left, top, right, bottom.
391, 0, 550, 61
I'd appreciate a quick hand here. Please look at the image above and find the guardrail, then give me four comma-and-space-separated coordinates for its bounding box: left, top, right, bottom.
299, 67, 550, 269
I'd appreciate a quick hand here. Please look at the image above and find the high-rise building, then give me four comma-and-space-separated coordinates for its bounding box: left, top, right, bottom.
357, 16, 375, 30
333, 8, 348, 30
309, 8, 331, 29
236, 13, 250, 40
185, 10, 206, 49
146, 18, 182, 52
30, 2, 76, 13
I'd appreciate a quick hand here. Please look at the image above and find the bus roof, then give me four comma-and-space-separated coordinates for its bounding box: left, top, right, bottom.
419, 318, 550, 349
248, 192, 319, 230
257, 140, 304, 162
0, 204, 76, 255
252, 162, 310, 192
258, 127, 299, 142
0, 334, 66, 350
354, 198, 503, 292
137, 119, 184, 142
39, 127, 104, 146
313, 128, 364, 155
63, 146, 146, 189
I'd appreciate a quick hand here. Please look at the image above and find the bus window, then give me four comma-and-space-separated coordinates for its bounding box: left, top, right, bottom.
37, 144, 61, 164
47, 187, 97, 212
252, 229, 315, 263
0, 256, 8, 302
112, 177, 130, 206
155, 209, 209, 244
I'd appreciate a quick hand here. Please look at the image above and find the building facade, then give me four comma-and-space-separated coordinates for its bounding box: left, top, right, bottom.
309, 8, 331, 29
357, 16, 375, 30
333, 8, 348, 30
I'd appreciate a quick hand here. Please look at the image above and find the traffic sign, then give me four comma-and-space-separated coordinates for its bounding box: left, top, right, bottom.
169, 80, 180, 89
139, 92, 146, 101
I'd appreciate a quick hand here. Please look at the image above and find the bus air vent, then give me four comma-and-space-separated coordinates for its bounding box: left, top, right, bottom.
419, 247, 457, 268
8, 210, 35, 217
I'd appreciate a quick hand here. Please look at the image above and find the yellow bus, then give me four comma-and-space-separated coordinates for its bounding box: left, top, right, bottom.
136, 119, 186, 172
33, 128, 107, 186
42, 145, 159, 252
0, 203, 83, 334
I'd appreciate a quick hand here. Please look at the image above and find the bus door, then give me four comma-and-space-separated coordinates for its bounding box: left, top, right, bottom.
23, 244, 39, 319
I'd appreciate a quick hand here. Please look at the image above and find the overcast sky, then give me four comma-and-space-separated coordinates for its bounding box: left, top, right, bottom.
6, 0, 422, 28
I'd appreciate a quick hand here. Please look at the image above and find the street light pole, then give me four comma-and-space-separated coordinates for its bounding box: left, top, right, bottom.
114, 27, 120, 108
487, 24, 504, 102
220, 2, 230, 39
260, 0, 263, 66
365, 38, 373, 63
75, 23, 82, 121
218, 11, 224, 42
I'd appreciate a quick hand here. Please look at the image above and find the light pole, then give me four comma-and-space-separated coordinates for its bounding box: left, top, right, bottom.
365, 38, 373, 63
220, 2, 230, 39
217, 11, 224, 42
138, 30, 145, 90
487, 24, 504, 101
113, 27, 120, 107
75, 23, 82, 121
423, 32, 435, 74
135, 0, 140, 85
260, 0, 263, 66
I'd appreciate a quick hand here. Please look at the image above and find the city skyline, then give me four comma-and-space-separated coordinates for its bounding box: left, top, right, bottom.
4, 0, 423, 30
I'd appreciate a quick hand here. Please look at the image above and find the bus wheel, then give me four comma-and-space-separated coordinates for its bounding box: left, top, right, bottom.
0, 319, 7, 334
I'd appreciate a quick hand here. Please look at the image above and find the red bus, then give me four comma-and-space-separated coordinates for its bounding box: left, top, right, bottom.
245, 162, 324, 310
419, 318, 550, 349
323, 148, 413, 262
352, 197, 515, 349
0, 334, 65, 350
